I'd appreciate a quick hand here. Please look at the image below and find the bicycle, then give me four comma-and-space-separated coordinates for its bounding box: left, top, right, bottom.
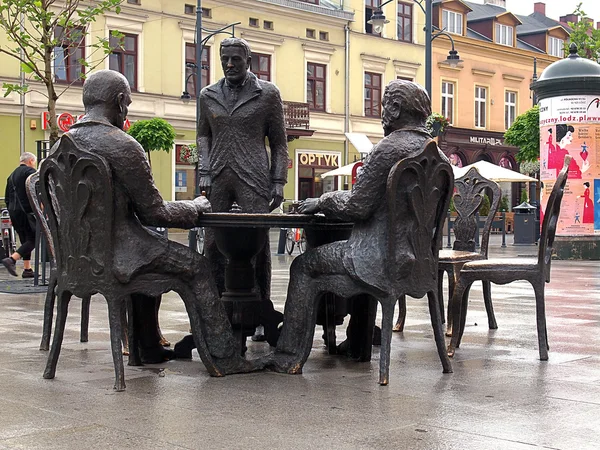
285, 227, 305, 255
1, 209, 16, 259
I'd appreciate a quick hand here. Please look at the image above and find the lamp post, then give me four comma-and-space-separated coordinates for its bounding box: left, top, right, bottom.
367, 0, 463, 98
180, 0, 240, 249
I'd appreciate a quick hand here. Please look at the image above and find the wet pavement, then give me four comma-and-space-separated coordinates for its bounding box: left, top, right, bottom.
0, 232, 599, 449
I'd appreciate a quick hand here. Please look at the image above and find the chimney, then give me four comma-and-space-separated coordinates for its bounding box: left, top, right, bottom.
534, 2, 545, 16
560, 14, 579, 25
483, 0, 506, 8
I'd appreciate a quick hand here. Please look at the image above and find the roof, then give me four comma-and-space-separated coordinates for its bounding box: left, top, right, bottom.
463, 1, 507, 22
516, 38, 545, 53
466, 27, 492, 42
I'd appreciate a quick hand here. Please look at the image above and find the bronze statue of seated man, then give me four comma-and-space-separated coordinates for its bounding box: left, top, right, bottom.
64, 69, 265, 375
270, 80, 437, 374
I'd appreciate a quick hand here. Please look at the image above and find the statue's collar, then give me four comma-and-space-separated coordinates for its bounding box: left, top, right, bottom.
390, 124, 431, 136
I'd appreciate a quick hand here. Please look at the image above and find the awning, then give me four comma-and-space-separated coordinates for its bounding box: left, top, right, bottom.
452, 160, 537, 182
321, 162, 360, 178
345, 132, 374, 154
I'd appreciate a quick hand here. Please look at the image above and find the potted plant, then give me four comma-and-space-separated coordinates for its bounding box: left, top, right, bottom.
180, 143, 199, 164
127, 117, 176, 168
426, 112, 450, 137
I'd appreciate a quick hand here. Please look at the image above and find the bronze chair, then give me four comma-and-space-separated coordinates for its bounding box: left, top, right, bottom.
393, 167, 501, 334
38, 135, 215, 391
447, 156, 571, 360
26, 172, 96, 351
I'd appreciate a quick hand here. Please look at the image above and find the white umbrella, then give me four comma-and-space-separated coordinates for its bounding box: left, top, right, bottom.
321, 162, 360, 178
452, 160, 537, 182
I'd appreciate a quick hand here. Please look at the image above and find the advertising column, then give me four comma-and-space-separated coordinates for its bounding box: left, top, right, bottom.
533, 44, 600, 259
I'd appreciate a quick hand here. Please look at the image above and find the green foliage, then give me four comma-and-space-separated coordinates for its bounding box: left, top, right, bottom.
128, 118, 176, 154
499, 195, 509, 212
504, 106, 539, 163
0, 0, 124, 143
426, 112, 450, 135
479, 194, 491, 217
565, 3, 600, 61
449, 195, 456, 212
520, 189, 529, 204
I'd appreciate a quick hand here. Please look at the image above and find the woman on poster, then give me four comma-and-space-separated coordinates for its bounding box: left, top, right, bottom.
580, 182, 594, 224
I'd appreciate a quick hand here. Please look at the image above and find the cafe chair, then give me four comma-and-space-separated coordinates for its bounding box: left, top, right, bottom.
393, 167, 500, 333
38, 135, 209, 391
26, 172, 101, 352
447, 156, 571, 361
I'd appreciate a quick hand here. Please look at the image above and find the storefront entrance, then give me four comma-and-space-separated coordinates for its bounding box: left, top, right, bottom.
296, 151, 341, 201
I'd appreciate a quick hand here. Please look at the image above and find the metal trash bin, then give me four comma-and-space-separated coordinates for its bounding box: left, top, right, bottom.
513, 202, 537, 245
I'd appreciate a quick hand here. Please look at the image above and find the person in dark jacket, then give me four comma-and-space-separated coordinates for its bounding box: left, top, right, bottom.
3, 152, 37, 278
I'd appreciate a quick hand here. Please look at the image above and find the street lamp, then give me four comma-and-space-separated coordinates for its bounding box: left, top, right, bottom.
367, 0, 463, 98
180, 0, 240, 248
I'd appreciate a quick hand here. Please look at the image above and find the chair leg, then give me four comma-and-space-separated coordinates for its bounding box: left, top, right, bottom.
437, 270, 445, 326
120, 298, 129, 356
482, 281, 497, 330
392, 295, 406, 332
447, 279, 472, 358
43, 290, 71, 379
126, 296, 142, 366
378, 300, 395, 386
533, 281, 549, 361
106, 297, 126, 391
80, 296, 91, 343
40, 272, 57, 351
446, 266, 460, 335
427, 290, 452, 374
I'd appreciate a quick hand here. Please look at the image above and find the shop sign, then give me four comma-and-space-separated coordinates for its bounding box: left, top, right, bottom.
351, 162, 363, 185
41, 111, 131, 132
298, 152, 339, 168
469, 136, 504, 146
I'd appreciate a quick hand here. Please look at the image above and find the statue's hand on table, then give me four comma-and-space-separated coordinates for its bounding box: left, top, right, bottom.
193, 195, 212, 213
298, 198, 320, 214
269, 183, 284, 212
198, 174, 212, 198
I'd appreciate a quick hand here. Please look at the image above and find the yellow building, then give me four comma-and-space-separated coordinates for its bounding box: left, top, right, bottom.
1, 0, 428, 203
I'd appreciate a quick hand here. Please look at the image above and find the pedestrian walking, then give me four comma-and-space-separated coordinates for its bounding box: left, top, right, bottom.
2, 152, 37, 278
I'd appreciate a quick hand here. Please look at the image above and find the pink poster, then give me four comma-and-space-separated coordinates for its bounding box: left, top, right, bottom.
539, 95, 600, 236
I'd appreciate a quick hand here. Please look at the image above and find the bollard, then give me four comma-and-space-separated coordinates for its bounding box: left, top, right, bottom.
277, 228, 287, 255
501, 210, 507, 248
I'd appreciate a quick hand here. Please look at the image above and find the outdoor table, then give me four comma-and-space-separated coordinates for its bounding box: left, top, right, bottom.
197, 212, 353, 353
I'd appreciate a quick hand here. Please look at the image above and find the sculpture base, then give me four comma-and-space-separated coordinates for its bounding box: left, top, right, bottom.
553, 236, 600, 260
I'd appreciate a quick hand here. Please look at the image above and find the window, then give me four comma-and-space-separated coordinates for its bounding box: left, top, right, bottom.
298, 0, 319, 4
109, 33, 138, 89
249, 18, 259, 27
319, 31, 329, 41
264, 20, 274, 30
127, 0, 140, 4
365, 0, 380, 36
54, 26, 85, 84
442, 9, 463, 35
185, 43, 210, 96
397, 2, 412, 43
306, 28, 316, 39
202, 8, 211, 18
495, 23, 513, 46
184, 4, 194, 15
549, 37, 564, 57
475, 85, 487, 128
505, 90, 517, 130
307, 62, 326, 111
364, 72, 382, 117
441, 81, 455, 125
251, 53, 271, 81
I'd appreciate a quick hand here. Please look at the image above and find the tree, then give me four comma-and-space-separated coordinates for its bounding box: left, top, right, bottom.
504, 106, 540, 163
127, 118, 176, 168
0, 0, 124, 146
564, 3, 600, 61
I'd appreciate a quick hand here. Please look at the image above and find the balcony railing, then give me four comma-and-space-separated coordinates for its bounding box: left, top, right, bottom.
283, 101, 310, 130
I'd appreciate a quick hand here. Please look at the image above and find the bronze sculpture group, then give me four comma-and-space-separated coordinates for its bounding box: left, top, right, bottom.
34, 38, 568, 390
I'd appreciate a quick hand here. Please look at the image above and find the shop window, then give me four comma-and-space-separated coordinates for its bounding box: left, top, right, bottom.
251, 53, 271, 81
397, 2, 412, 42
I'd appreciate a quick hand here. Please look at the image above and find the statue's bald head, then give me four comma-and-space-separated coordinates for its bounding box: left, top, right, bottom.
82, 70, 131, 128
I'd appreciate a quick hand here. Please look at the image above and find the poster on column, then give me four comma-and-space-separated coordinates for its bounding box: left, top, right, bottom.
539, 95, 600, 235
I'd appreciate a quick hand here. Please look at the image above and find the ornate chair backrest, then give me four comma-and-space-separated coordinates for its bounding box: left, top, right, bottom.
452, 167, 501, 257
25, 172, 55, 259
39, 134, 114, 291
386, 140, 454, 299
538, 155, 571, 283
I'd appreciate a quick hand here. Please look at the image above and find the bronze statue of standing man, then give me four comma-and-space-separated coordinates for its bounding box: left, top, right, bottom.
198, 37, 288, 345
